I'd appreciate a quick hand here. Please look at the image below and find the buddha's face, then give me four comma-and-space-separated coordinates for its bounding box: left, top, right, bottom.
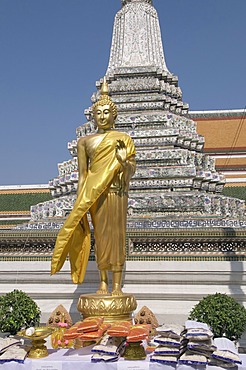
93, 104, 114, 131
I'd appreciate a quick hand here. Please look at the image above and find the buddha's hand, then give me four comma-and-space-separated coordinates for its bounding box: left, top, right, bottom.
115, 140, 127, 166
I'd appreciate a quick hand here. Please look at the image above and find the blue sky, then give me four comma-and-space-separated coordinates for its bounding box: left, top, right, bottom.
0, 0, 245, 185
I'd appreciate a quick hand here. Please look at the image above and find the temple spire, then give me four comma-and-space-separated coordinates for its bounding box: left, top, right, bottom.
107, 0, 168, 73
122, 0, 152, 6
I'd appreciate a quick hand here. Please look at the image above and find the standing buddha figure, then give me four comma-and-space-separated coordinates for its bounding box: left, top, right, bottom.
51, 78, 136, 296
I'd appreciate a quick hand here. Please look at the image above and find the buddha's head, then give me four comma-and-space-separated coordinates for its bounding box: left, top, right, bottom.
92, 78, 117, 131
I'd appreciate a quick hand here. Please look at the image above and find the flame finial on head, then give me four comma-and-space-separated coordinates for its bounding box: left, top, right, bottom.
92, 77, 118, 120
100, 76, 109, 96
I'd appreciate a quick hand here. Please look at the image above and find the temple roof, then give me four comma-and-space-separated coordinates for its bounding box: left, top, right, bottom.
0, 185, 51, 229
0, 191, 51, 212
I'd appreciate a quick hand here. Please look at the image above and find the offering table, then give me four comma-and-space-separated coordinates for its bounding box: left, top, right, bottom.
0, 349, 246, 370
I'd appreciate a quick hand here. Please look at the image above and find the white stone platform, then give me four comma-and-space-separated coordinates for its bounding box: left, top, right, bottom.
1, 259, 246, 346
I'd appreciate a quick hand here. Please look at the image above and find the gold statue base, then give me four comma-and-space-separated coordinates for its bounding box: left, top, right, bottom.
77, 293, 137, 323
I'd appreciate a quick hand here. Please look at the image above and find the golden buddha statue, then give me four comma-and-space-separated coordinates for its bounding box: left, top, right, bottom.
51, 78, 136, 296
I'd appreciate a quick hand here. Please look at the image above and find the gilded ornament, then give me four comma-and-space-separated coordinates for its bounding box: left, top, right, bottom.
18, 327, 54, 359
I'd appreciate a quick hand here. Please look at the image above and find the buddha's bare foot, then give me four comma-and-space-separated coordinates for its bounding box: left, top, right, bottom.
111, 285, 124, 296
96, 282, 109, 295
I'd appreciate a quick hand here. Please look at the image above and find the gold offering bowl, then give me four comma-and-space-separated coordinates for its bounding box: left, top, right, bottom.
124, 341, 146, 360
18, 326, 54, 359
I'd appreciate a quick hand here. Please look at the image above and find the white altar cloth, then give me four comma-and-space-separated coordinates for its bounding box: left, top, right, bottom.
0, 349, 246, 370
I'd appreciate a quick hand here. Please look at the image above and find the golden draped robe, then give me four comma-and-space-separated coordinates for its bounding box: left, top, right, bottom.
51, 130, 136, 284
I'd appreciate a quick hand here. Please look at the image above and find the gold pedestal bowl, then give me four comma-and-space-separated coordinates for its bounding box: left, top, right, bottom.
18, 326, 54, 359
124, 341, 146, 360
